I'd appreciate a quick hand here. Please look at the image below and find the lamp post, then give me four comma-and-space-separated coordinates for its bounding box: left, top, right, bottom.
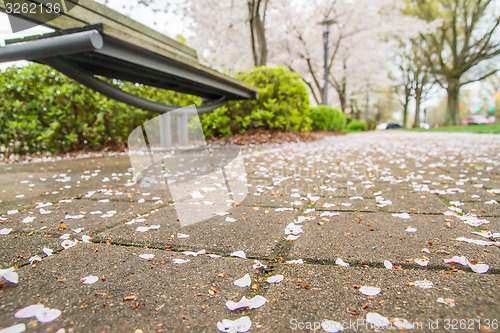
321, 19, 336, 105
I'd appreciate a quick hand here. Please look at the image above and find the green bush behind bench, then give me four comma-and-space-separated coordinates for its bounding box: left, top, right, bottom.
0, 63, 201, 157
309, 105, 346, 131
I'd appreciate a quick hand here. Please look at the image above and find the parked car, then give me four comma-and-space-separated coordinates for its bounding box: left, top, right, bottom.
467, 115, 490, 125
386, 123, 403, 129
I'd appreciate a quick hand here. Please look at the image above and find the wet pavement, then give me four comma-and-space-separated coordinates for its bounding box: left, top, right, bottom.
0, 131, 499, 332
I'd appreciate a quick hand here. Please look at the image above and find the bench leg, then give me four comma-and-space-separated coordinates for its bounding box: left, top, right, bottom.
160, 112, 172, 148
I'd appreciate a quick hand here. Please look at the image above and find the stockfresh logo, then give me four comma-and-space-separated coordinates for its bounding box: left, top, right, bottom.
127, 105, 249, 227
3, 0, 80, 33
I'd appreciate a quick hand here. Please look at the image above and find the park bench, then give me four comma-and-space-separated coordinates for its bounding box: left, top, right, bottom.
0, 0, 257, 147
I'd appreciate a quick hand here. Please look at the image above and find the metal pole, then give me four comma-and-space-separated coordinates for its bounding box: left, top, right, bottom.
323, 24, 329, 105
160, 113, 172, 148
178, 113, 189, 147
365, 82, 370, 121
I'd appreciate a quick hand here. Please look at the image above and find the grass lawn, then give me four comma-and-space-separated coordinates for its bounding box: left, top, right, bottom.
409, 123, 500, 134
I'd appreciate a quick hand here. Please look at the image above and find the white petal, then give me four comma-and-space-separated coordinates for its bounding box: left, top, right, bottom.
405, 227, 417, 232
1, 269, 19, 284
335, 258, 349, 267
81, 275, 98, 284
226, 297, 251, 311
414, 258, 429, 267
14, 304, 45, 319
253, 260, 265, 269
217, 316, 251, 333
234, 274, 251, 287
284, 235, 300, 241
392, 318, 415, 330
61, 240, 77, 249
42, 248, 53, 256
468, 262, 489, 274
359, 286, 381, 296
208, 254, 221, 258
414, 279, 434, 289
286, 259, 304, 265
0, 323, 26, 333
321, 320, 344, 333
249, 295, 267, 309
81, 235, 92, 243
216, 211, 229, 216
172, 258, 190, 264
139, 254, 155, 260
267, 275, 284, 284
444, 256, 468, 266
230, 251, 246, 259
437, 297, 456, 307
136, 226, 150, 232
366, 312, 390, 328
384, 260, 393, 269
392, 213, 411, 219
0, 228, 13, 235
176, 233, 189, 238
35, 307, 61, 323
225, 217, 237, 223
29, 255, 42, 264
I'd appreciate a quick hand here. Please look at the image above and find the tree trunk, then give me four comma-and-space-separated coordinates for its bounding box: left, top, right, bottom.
403, 103, 409, 129
413, 88, 422, 129
446, 79, 461, 126
248, 0, 267, 67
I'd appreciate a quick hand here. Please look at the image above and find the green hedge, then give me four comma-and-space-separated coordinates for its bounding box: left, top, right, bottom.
345, 120, 368, 132
0, 64, 201, 157
200, 66, 311, 137
309, 105, 346, 131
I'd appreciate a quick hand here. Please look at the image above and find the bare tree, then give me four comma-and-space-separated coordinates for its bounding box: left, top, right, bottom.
406, 0, 500, 125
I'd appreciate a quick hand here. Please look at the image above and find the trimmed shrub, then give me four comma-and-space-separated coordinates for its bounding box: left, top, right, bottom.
309, 105, 346, 131
0, 64, 201, 157
366, 119, 377, 131
200, 65, 311, 137
345, 120, 368, 132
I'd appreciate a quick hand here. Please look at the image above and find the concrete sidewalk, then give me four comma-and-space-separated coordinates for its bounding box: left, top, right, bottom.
1, 131, 499, 332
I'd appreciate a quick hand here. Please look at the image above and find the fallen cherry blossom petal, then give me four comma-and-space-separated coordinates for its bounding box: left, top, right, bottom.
321, 320, 344, 333
226, 297, 251, 311
81, 275, 98, 284
468, 262, 489, 274
405, 227, 417, 232
392, 212, 411, 219
136, 226, 150, 232
176, 233, 190, 239
182, 249, 206, 257
234, 274, 251, 287
0, 228, 13, 235
286, 259, 303, 264
230, 251, 246, 259
22, 216, 36, 223
366, 312, 390, 328
14, 304, 45, 319
284, 235, 300, 241
384, 260, 393, 269
29, 255, 42, 264
42, 247, 53, 256
437, 297, 456, 307
81, 235, 92, 243
336, 258, 349, 267
0, 323, 26, 333
216, 211, 229, 216
139, 254, 155, 260
359, 286, 381, 296
217, 316, 251, 333
35, 307, 61, 323
172, 258, 190, 264
414, 279, 434, 289
61, 240, 78, 249
0, 267, 19, 284
392, 318, 414, 330
208, 254, 221, 258
444, 256, 468, 266
253, 260, 265, 269
414, 258, 430, 267
267, 275, 284, 284
225, 217, 237, 223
